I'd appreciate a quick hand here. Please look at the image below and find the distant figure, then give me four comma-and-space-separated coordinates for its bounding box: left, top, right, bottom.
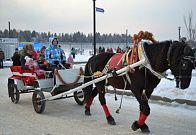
71, 47, 76, 59
58, 45, 66, 61
116, 46, 121, 53
11, 48, 21, 66
106, 47, 110, 52
109, 48, 113, 53
101, 47, 105, 53
67, 54, 74, 68
98, 46, 102, 54
0, 48, 5, 68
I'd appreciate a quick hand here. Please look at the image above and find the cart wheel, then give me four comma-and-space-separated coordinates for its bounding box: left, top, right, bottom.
9, 84, 20, 104
74, 89, 84, 105
32, 90, 45, 113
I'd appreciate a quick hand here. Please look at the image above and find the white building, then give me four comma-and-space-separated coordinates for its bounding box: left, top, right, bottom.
0, 38, 19, 60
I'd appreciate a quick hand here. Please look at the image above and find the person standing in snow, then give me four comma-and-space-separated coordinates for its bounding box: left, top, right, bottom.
67, 54, 74, 68
11, 48, 21, 66
71, 47, 76, 59
0, 48, 5, 68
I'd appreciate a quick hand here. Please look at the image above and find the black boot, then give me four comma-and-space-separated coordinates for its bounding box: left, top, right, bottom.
85, 106, 91, 116
106, 115, 116, 125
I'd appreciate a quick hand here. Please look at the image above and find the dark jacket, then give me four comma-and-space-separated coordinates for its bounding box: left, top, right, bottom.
11, 52, 21, 66
0, 50, 5, 60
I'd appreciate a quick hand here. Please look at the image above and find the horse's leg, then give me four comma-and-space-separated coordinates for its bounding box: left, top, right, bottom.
132, 100, 150, 133
85, 87, 98, 115
97, 85, 116, 125
131, 89, 153, 133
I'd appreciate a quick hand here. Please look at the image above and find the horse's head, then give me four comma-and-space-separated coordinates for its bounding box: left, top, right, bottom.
168, 41, 195, 89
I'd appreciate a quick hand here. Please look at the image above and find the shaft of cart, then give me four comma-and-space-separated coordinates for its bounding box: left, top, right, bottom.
42, 59, 146, 101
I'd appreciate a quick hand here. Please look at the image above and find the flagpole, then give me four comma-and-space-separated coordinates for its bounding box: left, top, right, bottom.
93, 0, 96, 56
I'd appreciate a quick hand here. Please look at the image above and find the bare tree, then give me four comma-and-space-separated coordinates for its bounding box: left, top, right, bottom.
184, 11, 196, 41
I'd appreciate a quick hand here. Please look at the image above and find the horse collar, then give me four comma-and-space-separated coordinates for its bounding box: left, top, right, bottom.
140, 42, 174, 80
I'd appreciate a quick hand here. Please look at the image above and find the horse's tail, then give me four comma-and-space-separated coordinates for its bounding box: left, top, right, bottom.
83, 58, 93, 102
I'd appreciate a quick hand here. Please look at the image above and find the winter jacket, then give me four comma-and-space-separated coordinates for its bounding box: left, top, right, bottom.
0, 50, 5, 60
45, 37, 66, 65
11, 52, 21, 66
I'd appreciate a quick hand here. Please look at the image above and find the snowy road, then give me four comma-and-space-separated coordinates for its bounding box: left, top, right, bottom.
0, 68, 196, 135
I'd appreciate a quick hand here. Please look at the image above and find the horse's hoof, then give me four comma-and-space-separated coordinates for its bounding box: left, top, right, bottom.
131, 121, 150, 133
85, 110, 91, 115
107, 116, 116, 125
85, 107, 91, 116
140, 123, 150, 133
131, 121, 140, 131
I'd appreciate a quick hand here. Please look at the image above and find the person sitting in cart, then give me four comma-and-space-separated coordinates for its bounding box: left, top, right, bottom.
20, 44, 45, 78
37, 45, 49, 70
20, 44, 36, 70
45, 37, 66, 70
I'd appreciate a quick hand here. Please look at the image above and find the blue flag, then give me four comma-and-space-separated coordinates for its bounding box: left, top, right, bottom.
96, 7, 104, 13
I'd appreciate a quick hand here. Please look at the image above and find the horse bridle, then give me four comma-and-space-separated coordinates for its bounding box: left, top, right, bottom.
167, 43, 196, 80
183, 56, 196, 69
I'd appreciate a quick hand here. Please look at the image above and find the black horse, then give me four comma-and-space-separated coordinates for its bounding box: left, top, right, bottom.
83, 41, 195, 133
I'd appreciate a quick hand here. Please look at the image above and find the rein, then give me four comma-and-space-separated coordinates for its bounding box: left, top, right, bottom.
166, 43, 196, 81
184, 56, 196, 69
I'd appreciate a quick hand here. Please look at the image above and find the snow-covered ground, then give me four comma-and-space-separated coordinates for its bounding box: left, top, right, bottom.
154, 75, 196, 101
0, 68, 196, 135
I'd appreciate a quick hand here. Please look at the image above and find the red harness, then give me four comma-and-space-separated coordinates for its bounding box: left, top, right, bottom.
107, 53, 125, 70
107, 45, 139, 71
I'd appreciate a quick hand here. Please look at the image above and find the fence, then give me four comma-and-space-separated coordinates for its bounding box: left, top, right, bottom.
0, 38, 18, 60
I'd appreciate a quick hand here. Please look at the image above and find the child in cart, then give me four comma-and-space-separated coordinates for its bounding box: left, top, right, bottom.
20, 44, 45, 79
24, 55, 45, 77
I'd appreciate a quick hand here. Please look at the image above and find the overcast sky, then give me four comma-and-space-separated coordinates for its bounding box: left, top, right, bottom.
0, 0, 196, 40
